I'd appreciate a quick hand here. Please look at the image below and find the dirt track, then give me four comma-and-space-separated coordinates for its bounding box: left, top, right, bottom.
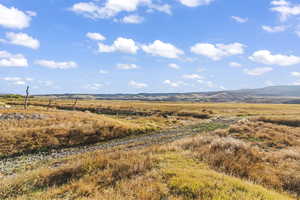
0, 117, 238, 178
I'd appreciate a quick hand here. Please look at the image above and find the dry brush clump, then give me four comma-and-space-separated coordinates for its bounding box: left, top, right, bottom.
0, 149, 157, 200
0, 109, 155, 157
175, 120, 300, 196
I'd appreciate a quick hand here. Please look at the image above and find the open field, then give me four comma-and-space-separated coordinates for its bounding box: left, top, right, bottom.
6, 98, 300, 117
1, 99, 300, 199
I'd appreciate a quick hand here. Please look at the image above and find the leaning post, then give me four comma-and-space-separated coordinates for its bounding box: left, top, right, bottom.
24, 86, 29, 110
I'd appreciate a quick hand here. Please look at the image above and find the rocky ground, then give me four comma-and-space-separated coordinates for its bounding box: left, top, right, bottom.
0, 113, 47, 120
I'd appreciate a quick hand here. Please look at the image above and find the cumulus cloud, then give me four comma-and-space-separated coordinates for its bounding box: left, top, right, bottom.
70, 0, 169, 20
0, 50, 28, 67
122, 15, 144, 24
271, 0, 300, 21
168, 63, 180, 70
182, 74, 203, 79
249, 50, 300, 66
191, 42, 245, 60
98, 37, 139, 54
35, 60, 78, 69
142, 40, 184, 59
0, 4, 33, 29
262, 25, 287, 33
244, 67, 273, 76
229, 62, 242, 67
2, 32, 40, 49
129, 80, 148, 88
231, 16, 248, 23
0, 77, 33, 85
116, 63, 139, 70
178, 0, 214, 7
164, 80, 185, 87
86, 32, 106, 41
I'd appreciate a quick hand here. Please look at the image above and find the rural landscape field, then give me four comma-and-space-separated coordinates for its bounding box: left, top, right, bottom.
2, 0, 300, 199
1, 96, 300, 200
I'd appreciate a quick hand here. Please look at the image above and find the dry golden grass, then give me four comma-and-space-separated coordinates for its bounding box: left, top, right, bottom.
0, 108, 157, 157
1, 100, 300, 199
0, 145, 294, 200
0, 149, 156, 200
7, 98, 300, 118
176, 119, 300, 196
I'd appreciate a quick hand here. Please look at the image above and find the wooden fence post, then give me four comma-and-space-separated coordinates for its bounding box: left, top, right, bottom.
24, 86, 29, 110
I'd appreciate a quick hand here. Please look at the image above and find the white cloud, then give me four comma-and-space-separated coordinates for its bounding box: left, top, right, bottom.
35, 60, 78, 69
1, 77, 32, 85
244, 67, 273, 76
182, 74, 203, 79
271, 0, 290, 6
291, 72, 300, 77
142, 40, 184, 59
122, 15, 144, 24
116, 63, 139, 70
85, 83, 103, 90
2, 32, 40, 49
178, 0, 214, 7
191, 42, 245, 60
148, 4, 172, 15
70, 2, 101, 19
98, 37, 139, 54
0, 50, 28, 67
231, 16, 248, 23
70, 0, 168, 20
86, 32, 106, 41
229, 62, 242, 67
164, 80, 185, 87
99, 69, 109, 74
168, 63, 180, 69
271, 0, 300, 21
0, 4, 33, 29
129, 80, 148, 88
262, 25, 287, 33
249, 50, 300, 66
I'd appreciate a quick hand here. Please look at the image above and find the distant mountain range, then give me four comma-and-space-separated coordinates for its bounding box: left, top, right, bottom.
35, 85, 300, 104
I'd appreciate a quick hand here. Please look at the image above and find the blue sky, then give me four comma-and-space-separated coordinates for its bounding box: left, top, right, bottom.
1, 0, 300, 94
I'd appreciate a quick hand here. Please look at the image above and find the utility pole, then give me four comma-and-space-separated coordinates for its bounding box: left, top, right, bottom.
24, 86, 29, 110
